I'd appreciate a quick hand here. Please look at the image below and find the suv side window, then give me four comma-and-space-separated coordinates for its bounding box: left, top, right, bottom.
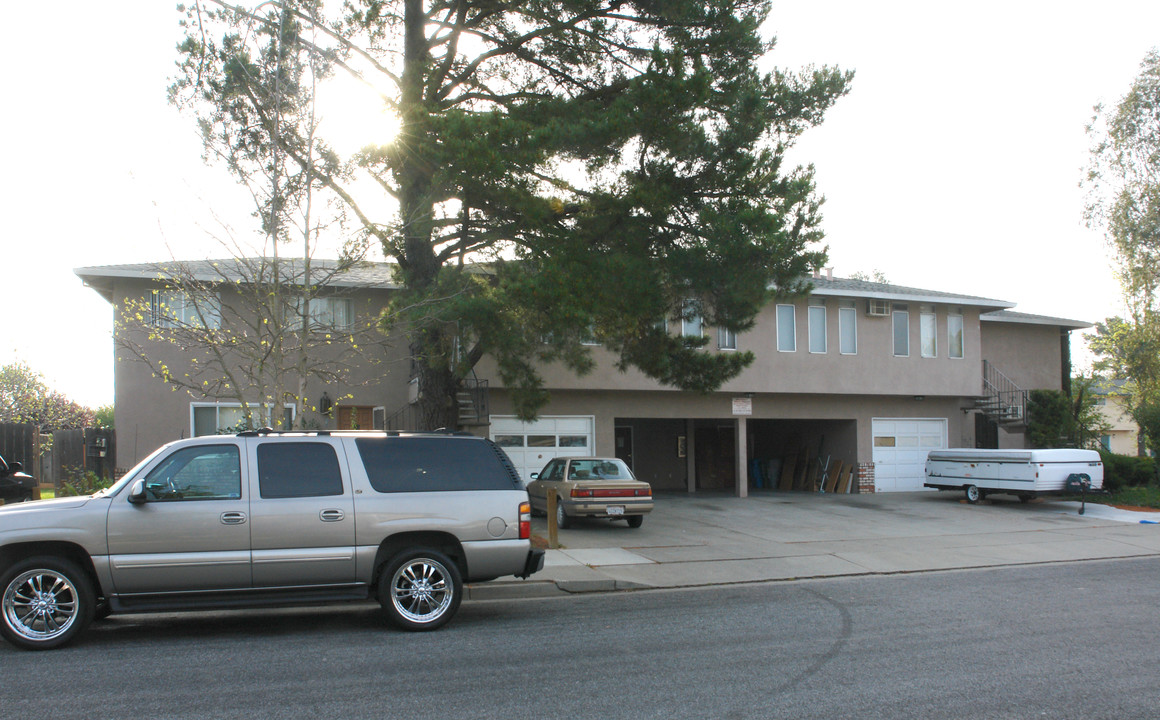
257, 442, 343, 499
142, 445, 241, 501
356, 437, 522, 493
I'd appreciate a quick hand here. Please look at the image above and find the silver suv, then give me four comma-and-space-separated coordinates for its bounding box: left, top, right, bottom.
0, 431, 544, 650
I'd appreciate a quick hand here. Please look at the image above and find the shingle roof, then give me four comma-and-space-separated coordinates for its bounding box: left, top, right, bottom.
77, 260, 1086, 329
75, 258, 399, 301
980, 309, 1091, 330
803, 274, 1015, 310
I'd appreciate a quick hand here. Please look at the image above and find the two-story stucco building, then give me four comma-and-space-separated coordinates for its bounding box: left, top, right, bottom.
76, 261, 1089, 495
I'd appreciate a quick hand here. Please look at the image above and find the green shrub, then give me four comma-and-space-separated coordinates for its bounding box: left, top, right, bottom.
1098, 451, 1154, 492
59, 467, 114, 497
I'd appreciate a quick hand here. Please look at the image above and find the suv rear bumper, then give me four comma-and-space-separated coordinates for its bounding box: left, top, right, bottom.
517, 549, 545, 579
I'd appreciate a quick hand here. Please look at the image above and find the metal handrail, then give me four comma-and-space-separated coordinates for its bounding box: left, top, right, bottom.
981, 360, 1028, 422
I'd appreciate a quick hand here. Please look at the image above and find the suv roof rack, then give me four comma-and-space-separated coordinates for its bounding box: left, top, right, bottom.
234, 427, 474, 438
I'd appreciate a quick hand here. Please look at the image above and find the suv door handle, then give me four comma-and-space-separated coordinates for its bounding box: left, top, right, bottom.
220, 511, 247, 525
320, 509, 345, 522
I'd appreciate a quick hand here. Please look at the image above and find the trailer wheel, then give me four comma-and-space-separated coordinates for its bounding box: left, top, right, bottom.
965, 485, 982, 504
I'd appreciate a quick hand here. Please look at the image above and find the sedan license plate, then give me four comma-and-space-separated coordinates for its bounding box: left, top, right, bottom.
607, 505, 625, 516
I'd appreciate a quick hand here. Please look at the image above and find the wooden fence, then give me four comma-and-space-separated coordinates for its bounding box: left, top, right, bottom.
0, 422, 38, 476
0, 423, 116, 490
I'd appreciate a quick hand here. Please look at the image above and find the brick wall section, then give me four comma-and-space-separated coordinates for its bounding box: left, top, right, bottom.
857, 462, 875, 493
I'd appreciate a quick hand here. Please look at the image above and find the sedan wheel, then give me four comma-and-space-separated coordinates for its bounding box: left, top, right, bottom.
1, 557, 95, 650
556, 501, 572, 530
379, 549, 462, 631
627, 515, 644, 528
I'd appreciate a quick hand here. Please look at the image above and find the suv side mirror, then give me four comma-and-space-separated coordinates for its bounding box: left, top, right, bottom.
128, 479, 148, 505
6, 461, 21, 473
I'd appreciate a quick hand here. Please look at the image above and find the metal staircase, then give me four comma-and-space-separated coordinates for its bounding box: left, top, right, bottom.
379, 373, 489, 432
975, 360, 1028, 428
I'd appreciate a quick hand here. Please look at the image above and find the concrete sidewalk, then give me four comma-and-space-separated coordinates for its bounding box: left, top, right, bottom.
466, 490, 1160, 600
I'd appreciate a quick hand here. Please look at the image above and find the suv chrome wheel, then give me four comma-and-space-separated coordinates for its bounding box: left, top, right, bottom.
380, 549, 462, 631
1, 558, 94, 650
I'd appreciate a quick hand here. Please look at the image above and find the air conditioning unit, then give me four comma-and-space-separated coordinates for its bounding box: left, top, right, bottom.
867, 299, 891, 317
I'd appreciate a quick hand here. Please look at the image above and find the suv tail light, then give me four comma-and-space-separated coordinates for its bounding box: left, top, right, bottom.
519, 501, 531, 539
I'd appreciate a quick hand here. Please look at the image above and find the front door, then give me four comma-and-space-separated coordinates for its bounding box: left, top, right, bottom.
615, 426, 634, 471
106, 442, 251, 594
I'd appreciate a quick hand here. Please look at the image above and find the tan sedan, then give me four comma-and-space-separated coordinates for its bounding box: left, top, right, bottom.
527, 457, 653, 528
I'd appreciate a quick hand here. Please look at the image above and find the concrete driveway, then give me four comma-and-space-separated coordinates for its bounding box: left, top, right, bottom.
469, 490, 1160, 599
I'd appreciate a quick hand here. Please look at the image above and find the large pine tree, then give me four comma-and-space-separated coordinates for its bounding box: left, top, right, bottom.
173, 0, 852, 429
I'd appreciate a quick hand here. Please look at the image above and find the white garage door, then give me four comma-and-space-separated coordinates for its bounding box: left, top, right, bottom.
490, 416, 595, 486
872, 418, 947, 492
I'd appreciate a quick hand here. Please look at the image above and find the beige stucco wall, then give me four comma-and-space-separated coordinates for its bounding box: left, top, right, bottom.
480, 297, 985, 398
112, 278, 411, 464
1098, 394, 1139, 455
979, 320, 1065, 391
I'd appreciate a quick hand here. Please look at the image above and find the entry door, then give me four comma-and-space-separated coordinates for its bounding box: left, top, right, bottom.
615, 426, 634, 470
872, 418, 946, 492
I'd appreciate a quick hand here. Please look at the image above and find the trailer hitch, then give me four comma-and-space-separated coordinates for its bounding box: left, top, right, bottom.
1066, 473, 1092, 515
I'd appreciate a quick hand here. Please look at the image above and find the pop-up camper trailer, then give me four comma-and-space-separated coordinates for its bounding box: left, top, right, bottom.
925, 448, 1103, 504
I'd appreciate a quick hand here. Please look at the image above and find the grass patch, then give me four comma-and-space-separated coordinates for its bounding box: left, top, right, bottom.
1067, 485, 1160, 510
1103, 485, 1160, 510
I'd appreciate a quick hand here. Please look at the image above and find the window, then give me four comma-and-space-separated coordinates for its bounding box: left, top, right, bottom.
892, 306, 910, 357
150, 289, 221, 330
296, 296, 354, 331
141, 445, 241, 501
839, 306, 857, 355
356, 437, 521, 492
948, 313, 964, 359
567, 458, 633, 480
681, 299, 703, 339
718, 326, 737, 351
192, 403, 295, 436
539, 459, 565, 482
920, 311, 937, 358
776, 304, 796, 352
682, 314, 703, 338
580, 326, 600, 345
808, 305, 827, 354
257, 442, 344, 498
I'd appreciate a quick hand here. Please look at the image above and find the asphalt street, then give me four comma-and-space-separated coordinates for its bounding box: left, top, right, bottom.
2, 558, 1158, 719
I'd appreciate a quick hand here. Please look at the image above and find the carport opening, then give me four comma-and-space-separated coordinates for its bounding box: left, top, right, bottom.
614, 417, 858, 493
748, 419, 857, 492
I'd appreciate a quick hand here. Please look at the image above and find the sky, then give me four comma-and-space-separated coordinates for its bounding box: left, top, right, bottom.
1, 1, 1158, 409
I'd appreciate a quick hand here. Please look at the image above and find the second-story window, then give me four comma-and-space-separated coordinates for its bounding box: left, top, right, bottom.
839, 305, 857, 355
892, 305, 910, 357
150, 289, 221, 330
808, 304, 827, 354
718, 326, 737, 351
776, 304, 796, 352
948, 313, 964, 359
682, 314, 703, 339
920, 309, 937, 358
296, 296, 354, 331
